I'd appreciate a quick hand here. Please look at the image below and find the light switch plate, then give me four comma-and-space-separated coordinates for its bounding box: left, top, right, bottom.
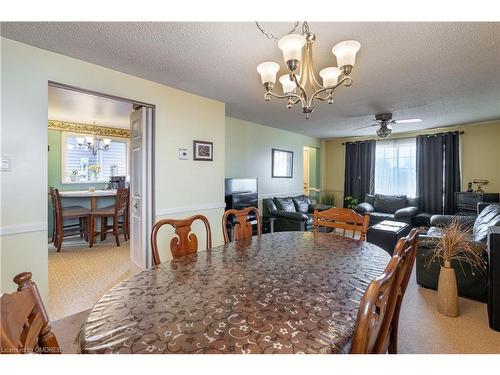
0, 157, 11, 171
179, 148, 188, 160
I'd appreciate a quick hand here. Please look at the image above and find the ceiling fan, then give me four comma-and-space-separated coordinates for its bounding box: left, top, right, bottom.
354, 113, 422, 138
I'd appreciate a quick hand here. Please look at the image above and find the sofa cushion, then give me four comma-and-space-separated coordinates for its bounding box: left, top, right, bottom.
292, 195, 311, 214
407, 196, 421, 210
365, 194, 375, 206
473, 204, 500, 242
374, 194, 407, 214
273, 197, 296, 212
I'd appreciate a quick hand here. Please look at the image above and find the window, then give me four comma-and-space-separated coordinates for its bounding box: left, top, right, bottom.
62, 133, 128, 183
374, 138, 416, 196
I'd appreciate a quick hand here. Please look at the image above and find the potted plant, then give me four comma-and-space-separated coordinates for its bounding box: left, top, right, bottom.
344, 196, 358, 210
426, 217, 486, 317
88, 165, 101, 181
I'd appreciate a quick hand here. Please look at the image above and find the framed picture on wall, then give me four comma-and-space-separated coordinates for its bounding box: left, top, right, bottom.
272, 148, 293, 178
193, 140, 213, 161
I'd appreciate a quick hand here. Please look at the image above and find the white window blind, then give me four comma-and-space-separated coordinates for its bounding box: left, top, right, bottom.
62, 133, 128, 183
374, 138, 416, 196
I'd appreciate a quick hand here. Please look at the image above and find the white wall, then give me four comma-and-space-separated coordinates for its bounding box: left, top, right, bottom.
0, 38, 226, 301
225, 117, 320, 205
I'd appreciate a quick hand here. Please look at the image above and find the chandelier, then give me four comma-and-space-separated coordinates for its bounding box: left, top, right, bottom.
256, 22, 361, 119
75, 126, 111, 157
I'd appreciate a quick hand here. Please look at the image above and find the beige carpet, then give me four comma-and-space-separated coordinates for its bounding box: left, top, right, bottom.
48, 236, 132, 321
50, 264, 500, 354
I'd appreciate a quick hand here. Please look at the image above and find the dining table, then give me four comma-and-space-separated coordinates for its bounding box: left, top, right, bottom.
58, 189, 117, 210
78, 231, 391, 354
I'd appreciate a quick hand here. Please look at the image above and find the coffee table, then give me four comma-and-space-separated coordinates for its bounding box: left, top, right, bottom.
367, 220, 411, 255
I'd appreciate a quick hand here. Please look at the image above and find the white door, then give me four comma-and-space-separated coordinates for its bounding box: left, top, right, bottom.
130, 107, 153, 269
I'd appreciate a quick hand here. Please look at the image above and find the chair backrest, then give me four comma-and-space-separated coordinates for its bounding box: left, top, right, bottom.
350, 255, 402, 354
150, 214, 212, 265
313, 207, 370, 240
392, 228, 419, 297
49, 187, 62, 222
222, 207, 262, 244
0, 272, 60, 354
114, 187, 129, 216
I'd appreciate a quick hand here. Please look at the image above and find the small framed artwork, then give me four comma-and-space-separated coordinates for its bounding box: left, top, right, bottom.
193, 140, 213, 161
272, 148, 293, 178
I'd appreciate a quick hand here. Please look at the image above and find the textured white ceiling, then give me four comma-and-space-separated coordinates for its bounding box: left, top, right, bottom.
48, 86, 133, 129
2, 22, 500, 138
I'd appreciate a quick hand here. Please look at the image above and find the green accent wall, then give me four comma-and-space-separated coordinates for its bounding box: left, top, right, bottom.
48, 129, 111, 235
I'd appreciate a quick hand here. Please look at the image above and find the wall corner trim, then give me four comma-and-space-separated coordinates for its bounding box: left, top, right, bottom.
0, 222, 47, 237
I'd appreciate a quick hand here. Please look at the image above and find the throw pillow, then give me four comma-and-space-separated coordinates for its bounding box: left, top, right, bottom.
292, 195, 310, 213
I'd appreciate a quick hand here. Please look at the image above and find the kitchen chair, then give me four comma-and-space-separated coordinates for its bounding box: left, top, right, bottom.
350, 254, 402, 354
313, 207, 370, 240
222, 207, 261, 244
50, 188, 90, 252
89, 187, 129, 247
0, 272, 60, 354
151, 214, 212, 265
388, 228, 419, 353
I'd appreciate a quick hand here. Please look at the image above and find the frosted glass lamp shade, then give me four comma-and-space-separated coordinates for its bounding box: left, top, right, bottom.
279, 74, 298, 94
319, 67, 341, 88
103, 138, 112, 146
332, 40, 361, 68
76, 137, 85, 146
257, 62, 280, 84
278, 34, 306, 63
85, 136, 94, 145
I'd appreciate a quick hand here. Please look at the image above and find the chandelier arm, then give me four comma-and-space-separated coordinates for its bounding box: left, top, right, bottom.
291, 74, 308, 107
267, 90, 303, 104
306, 42, 322, 91
307, 76, 352, 108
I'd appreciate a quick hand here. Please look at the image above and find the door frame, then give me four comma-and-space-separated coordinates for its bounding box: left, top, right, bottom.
48, 80, 156, 268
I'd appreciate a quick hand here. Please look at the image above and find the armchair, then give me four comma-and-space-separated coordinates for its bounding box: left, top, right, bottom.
415, 204, 500, 301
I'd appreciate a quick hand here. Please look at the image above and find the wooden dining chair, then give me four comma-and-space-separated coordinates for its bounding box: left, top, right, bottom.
387, 228, 419, 354
350, 254, 402, 354
50, 188, 91, 252
89, 187, 129, 248
151, 214, 212, 265
313, 207, 370, 241
222, 207, 262, 244
0, 272, 60, 354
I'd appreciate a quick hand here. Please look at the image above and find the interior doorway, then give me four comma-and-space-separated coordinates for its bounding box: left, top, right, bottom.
303, 146, 320, 202
47, 81, 155, 320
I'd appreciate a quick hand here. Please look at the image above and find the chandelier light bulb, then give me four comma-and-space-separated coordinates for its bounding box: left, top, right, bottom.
332, 40, 361, 69
257, 61, 280, 85
279, 74, 299, 94
278, 34, 306, 66
319, 67, 341, 88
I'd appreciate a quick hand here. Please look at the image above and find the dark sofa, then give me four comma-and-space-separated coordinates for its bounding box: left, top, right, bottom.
262, 195, 332, 232
415, 203, 500, 301
354, 194, 420, 225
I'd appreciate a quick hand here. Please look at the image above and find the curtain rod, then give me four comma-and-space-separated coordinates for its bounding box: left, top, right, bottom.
341, 131, 464, 146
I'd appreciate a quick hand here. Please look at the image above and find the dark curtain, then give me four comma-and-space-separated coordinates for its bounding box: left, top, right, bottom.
343, 140, 376, 206
416, 132, 461, 214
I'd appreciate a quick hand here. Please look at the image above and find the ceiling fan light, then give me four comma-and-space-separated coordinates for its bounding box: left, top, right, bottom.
319, 67, 341, 88
278, 34, 306, 65
332, 40, 361, 69
257, 61, 280, 85
279, 74, 298, 94
377, 126, 392, 138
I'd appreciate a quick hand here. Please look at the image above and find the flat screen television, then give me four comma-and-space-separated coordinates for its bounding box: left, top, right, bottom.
224, 178, 258, 195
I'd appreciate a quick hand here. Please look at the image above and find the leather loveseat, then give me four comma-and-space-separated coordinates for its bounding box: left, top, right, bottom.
415, 203, 500, 301
262, 195, 332, 232
354, 194, 420, 225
